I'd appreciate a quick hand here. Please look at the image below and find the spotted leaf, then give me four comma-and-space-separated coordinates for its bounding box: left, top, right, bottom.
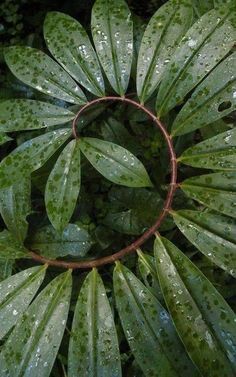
68, 268, 121, 377
91, 0, 133, 95
4, 46, 87, 104
79, 137, 152, 187
155, 236, 236, 376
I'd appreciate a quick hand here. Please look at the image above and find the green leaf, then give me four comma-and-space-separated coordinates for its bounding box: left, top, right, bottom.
28, 224, 92, 259
178, 128, 236, 170
68, 268, 121, 377
44, 12, 105, 97
0, 133, 12, 146
113, 262, 199, 377
4, 46, 87, 104
137, 249, 163, 301
79, 137, 152, 187
0, 270, 72, 377
155, 236, 236, 376
45, 140, 81, 232
172, 52, 236, 136
104, 187, 162, 234
156, 5, 236, 116
172, 210, 236, 277
180, 172, 236, 218
0, 230, 28, 260
137, 0, 193, 103
91, 0, 133, 96
0, 265, 46, 340
0, 177, 31, 243
0, 260, 13, 282
0, 99, 75, 132
0, 128, 71, 189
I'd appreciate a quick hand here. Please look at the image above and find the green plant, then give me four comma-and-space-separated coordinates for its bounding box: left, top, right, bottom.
0, 0, 235, 376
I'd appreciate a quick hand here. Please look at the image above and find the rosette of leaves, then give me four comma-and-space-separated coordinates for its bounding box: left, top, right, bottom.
0, 0, 235, 376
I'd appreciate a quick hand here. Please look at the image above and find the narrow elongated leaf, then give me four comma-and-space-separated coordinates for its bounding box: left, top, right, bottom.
0, 128, 71, 189
0, 270, 72, 377
68, 268, 121, 377
91, 0, 133, 95
155, 236, 236, 376
137, 0, 193, 103
0, 260, 13, 281
192, 0, 232, 17
137, 249, 163, 301
156, 5, 236, 116
114, 262, 199, 377
172, 52, 236, 136
28, 224, 92, 259
45, 140, 81, 232
180, 172, 236, 218
4, 46, 87, 104
0, 265, 46, 340
179, 128, 236, 170
79, 137, 152, 187
0, 99, 75, 132
0, 133, 12, 146
0, 177, 31, 243
0, 230, 28, 260
172, 210, 236, 277
44, 12, 105, 97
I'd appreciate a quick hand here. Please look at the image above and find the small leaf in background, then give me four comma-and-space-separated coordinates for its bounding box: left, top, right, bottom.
0, 260, 13, 282
68, 268, 121, 377
44, 12, 105, 97
178, 128, 236, 170
172, 52, 236, 136
0, 128, 71, 189
101, 117, 139, 155
45, 140, 81, 232
114, 262, 199, 377
137, 0, 193, 103
0, 99, 75, 132
156, 5, 236, 116
103, 187, 162, 235
0, 177, 31, 243
28, 224, 92, 259
0, 265, 46, 341
4, 46, 87, 104
79, 137, 152, 187
0, 230, 28, 260
0, 270, 72, 377
180, 172, 236, 218
155, 236, 236, 376
172, 210, 236, 277
0, 133, 12, 146
91, 0, 133, 95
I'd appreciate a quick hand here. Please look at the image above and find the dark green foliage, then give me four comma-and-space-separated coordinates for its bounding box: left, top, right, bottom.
0, 0, 235, 376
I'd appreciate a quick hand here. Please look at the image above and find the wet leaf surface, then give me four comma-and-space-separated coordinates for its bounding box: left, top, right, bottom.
0, 99, 75, 132
137, 0, 193, 103
155, 236, 236, 376
45, 140, 81, 232
91, 0, 133, 95
0, 270, 72, 377
28, 224, 92, 259
68, 268, 121, 377
172, 210, 236, 277
172, 52, 236, 136
4, 46, 87, 104
44, 12, 105, 97
79, 137, 152, 187
181, 172, 236, 218
156, 5, 236, 116
114, 262, 199, 377
0, 266, 46, 341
